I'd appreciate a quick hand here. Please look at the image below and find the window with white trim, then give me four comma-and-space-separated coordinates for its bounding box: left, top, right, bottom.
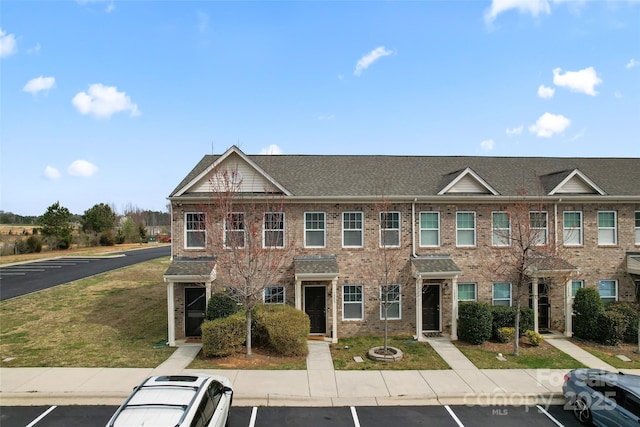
598, 280, 618, 304
380, 212, 400, 247
530, 211, 548, 246
571, 280, 584, 298
563, 211, 583, 246
224, 213, 245, 248
304, 212, 325, 248
380, 284, 401, 319
458, 283, 477, 301
343, 212, 363, 247
636, 211, 640, 245
342, 285, 363, 320
420, 212, 440, 247
492, 212, 511, 246
264, 286, 285, 304
492, 282, 512, 306
263, 212, 285, 248
598, 211, 617, 246
185, 212, 206, 249
456, 211, 476, 247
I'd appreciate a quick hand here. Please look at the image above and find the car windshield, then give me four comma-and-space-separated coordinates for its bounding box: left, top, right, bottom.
111, 406, 184, 426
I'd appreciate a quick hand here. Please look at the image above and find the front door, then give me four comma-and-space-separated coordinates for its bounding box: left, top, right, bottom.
422, 284, 440, 331
535, 282, 550, 330
185, 288, 206, 337
304, 286, 326, 334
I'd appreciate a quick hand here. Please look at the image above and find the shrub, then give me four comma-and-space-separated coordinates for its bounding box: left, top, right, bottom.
26, 235, 42, 253
595, 310, 629, 346
496, 327, 515, 343
253, 304, 310, 356
524, 330, 544, 346
607, 301, 639, 344
489, 305, 534, 339
201, 312, 245, 357
573, 287, 604, 341
206, 292, 240, 321
458, 302, 492, 345
99, 230, 115, 246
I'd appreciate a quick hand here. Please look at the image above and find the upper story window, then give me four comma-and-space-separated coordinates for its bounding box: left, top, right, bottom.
563, 211, 583, 246
492, 212, 511, 246
492, 282, 512, 306
305, 212, 326, 248
458, 283, 477, 301
456, 211, 476, 247
185, 212, 206, 249
343, 212, 363, 248
380, 284, 401, 320
343, 285, 363, 320
530, 211, 548, 246
419, 212, 440, 247
263, 212, 285, 248
264, 285, 285, 304
224, 213, 245, 249
380, 212, 400, 247
598, 211, 617, 246
598, 280, 618, 304
636, 211, 640, 245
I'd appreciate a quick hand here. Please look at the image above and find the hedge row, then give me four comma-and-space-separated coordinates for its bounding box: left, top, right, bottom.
574, 288, 639, 346
458, 302, 535, 345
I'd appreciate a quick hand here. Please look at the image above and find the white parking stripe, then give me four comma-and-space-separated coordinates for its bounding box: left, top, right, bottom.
26, 405, 57, 427
350, 406, 361, 427
444, 405, 464, 427
249, 406, 258, 427
536, 405, 564, 426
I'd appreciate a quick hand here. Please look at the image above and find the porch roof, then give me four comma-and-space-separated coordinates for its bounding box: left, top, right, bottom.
412, 255, 462, 278
628, 253, 640, 276
163, 257, 216, 282
526, 256, 576, 276
294, 255, 339, 280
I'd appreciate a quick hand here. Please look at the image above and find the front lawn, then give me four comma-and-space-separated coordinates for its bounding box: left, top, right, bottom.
570, 338, 640, 369
330, 335, 450, 370
188, 346, 307, 370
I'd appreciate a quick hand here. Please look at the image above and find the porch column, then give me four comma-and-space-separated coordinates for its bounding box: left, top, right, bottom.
416, 274, 424, 341
451, 276, 458, 340
295, 278, 302, 310
205, 281, 212, 301
331, 278, 338, 344
532, 277, 539, 332
565, 277, 573, 337
167, 282, 176, 347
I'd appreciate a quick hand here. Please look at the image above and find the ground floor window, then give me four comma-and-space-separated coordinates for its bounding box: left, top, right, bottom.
492, 282, 512, 306
598, 280, 617, 304
343, 285, 363, 320
458, 283, 477, 301
380, 284, 401, 320
264, 285, 285, 304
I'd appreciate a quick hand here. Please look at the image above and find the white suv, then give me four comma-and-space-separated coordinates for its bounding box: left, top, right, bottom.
106, 374, 233, 427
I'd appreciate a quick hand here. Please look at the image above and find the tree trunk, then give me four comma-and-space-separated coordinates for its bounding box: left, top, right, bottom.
513, 301, 520, 357
245, 307, 252, 356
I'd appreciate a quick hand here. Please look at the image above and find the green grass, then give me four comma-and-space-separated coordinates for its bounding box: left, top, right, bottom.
330, 335, 450, 370
0, 257, 175, 367
453, 340, 587, 369
570, 339, 640, 369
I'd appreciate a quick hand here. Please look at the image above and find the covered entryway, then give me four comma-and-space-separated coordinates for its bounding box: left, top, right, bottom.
304, 286, 327, 334
422, 284, 440, 331
185, 288, 206, 337
530, 281, 550, 330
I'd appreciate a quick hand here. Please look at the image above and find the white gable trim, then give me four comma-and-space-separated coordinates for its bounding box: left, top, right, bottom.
548, 169, 606, 196
174, 145, 292, 197
438, 167, 499, 195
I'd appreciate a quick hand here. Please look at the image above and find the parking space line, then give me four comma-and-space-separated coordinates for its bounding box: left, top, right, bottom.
249, 406, 258, 427
444, 405, 464, 427
26, 405, 57, 427
350, 406, 360, 427
536, 405, 564, 426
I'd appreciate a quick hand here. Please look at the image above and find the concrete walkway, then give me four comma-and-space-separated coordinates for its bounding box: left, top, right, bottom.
2, 336, 639, 407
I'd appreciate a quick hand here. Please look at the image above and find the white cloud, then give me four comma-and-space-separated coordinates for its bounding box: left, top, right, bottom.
506, 125, 524, 136
44, 166, 61, 180
528, 112, 571, 138
72, 83, 140, 118
485, 0, 551, 24
22, 76, 56, 95
480, 139, 495, 151
260, 144, 283, 155
354, 46, 393, 76
0, 28, 18, 58
627, 59, 639, 69
537, 84, 555, 99
552, 67, 602, 96
68, 160, 98, 177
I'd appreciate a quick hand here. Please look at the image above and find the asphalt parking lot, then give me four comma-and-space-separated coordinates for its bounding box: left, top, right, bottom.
1, 404, 582, 427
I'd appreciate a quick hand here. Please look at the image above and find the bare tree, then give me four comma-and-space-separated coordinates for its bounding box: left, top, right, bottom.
205, 166, 295, 356
480, 192, 573, 356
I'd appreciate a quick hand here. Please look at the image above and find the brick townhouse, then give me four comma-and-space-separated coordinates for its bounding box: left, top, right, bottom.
163, 145, 640, 346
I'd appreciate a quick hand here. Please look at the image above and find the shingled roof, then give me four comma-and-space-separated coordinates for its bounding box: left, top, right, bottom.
170, 147, 640, 199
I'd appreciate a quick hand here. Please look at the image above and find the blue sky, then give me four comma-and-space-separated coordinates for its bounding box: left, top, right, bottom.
1, 1, 638, 216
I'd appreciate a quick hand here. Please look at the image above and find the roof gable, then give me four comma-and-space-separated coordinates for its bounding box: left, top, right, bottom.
438, 167, 499, 195
546, 169, 606, 195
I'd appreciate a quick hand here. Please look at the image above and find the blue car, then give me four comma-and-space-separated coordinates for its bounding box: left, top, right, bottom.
563, 369, 640, 426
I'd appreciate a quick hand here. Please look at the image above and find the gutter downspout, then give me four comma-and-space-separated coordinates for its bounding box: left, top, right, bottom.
412, 198, 418, 257
554, 199, 561, 250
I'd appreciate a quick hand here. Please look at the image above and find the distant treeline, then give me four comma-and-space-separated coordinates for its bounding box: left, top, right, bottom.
0, 210, 170, 226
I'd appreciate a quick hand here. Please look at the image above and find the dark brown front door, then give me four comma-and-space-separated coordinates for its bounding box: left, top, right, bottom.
305, 286, 326, 334
422, 284, 440, 331
530, 282, 550, 330
185, 288, 206, 337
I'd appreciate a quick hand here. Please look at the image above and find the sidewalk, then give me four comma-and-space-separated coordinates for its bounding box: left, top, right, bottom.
2, 335, 639, 407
